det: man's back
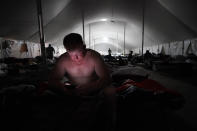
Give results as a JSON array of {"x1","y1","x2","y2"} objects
[
  {"x1": 47, "y1": 46, "x2": 54, "y2": 53},
  {"x1": 46, "y1": 46, "x2": 55, "y2": 59}
]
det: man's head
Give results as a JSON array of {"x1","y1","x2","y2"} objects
[
  {"x1": 63, "y1": 33, "x2": 86, "y2": 63},
  {"x1": 146, "y1": 50, "x2": 149, "y2": 53},
  {"x1": 63, "y1": 33, "x2": 85, "y2": 51}
]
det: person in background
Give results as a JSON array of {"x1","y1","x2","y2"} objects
[
  {"x1": 128, "y1": 50, "x2": 133, "y2": 64},
  {"x1": 108, "y1": 48, "x2": 112, "y2": 56},
  {"x1": 144, "y1": 50, "x2": 153, "y2": 68},
  {"x1": 46, "y1": 44, "x2": 55, "y2": 60},
  {"x1": 107, "y1": 48, "x2": 113, "y2": 62},
  {"x1": 144, "y1": 50, "x2": 152, "y2": 60}
]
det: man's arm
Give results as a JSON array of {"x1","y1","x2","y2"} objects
[
  {"x1": 53, "y1": 47, "x2": 55, "y2": 53},
  {"x1": 48, "y1": 56, "x2": 70, "y2": 94},
  {"x1": 76, "y1": 51, "x2": 111, "y2": 95},
  {"x1": 93, "y1": 52, "x2": 112, "y2": 89}
]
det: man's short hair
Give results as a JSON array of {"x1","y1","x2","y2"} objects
[{"x1": 63, "y1": 33, "x2": 85, "y2": 51}]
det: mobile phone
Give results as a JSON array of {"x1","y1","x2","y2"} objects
[{"x1": 64, "y1": 84, "x2": 76, "y2": 89}]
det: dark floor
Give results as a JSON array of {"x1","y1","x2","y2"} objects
[
  {"x1": 145, "y1": 66, "x2": 197, "y2": 130},
  {"x1": 0, "y1": 64, "x2": 197, "y2": 131}
]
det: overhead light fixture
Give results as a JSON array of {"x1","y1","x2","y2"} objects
[
  {"x1": 100, "y1": 18, "x2": 107, "y2": 21},
  {"x1": 102, "y1": 37, "x2": 109, "y2": 42}
]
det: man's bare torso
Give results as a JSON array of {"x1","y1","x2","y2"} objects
[{"x1": 61, "y1": 50, "x2": 98, "y2": 85}]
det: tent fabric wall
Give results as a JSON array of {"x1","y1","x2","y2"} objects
[
  {"x1": 133, "y1": 48, "x2": 139, "y2": 54},
  {"x1": 0, "y1": 38, "x2": 4, "y2": 59},
  {"x1": 163, "y1": 43, "x2": 170, "y2": 55},
  {"x1": 184, "y1": 40, "x2": 190, "y2": 56},
  {"x1": 10, "y1": 41, "x2": 41, "y2": 58},
  {"x1": 53, "y1": 45, "x2": 65, "y2": 57},
  {"x1": 183, "y1": 39, "x2": 197, "y2": 56},
  {"x1": 190, "y1": 39, "x2": 197, "y2": 56},
  {"x1": 10, "y1": 41, "x2": 23, "y2": 58},
  {"x1": 0, "y1": 39, "x2": 41, "y2": 59},
  {"x1": 170, "y1": 41, "x2": 183, "y2": 56},
  {"x1": 133, "y1": 38, "x2": 197, "y2": 57},
  {"x1": 0, "y1": 39, "x2": 13, "y2": 58},
  {"x1": 151, "y1": 45, "x2": 159, "y2": 54},
  {"x1": 0, "y1": 0, "x2": 197, "y2": 52},
  {"x1": 27, "y1": 43, "x2": 41, "y2": 58},
  {"x1": 0, "y1": 38, "x2": 67, "y2": 59}
]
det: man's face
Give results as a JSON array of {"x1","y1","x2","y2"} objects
[{"x1": 68, "y1": 48, "x2": 84, "y2": 63}]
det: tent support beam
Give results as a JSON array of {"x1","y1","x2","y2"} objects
[
  {"x1": 123, "y1": 23, "x2": 126, "y2": 56},
  {"x1": 141, "y1": 0, "x2": 145, "y2": 59},
  {"x1": 82, "y1": 10, "x2": 85, "y2": 41},
  {"x1": 36, "y1": 0, "x2": 46, "y2": 64},
  {"x1": 89, "y1": 24, "x2": 91, "y2": 48},
  {"x1": 182, "y1": 40, "x2": 184, "y2": 55}
]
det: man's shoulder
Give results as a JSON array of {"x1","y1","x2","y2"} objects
[
  {"x1": 86, "y1": 49, "x2": 103, "y2": 61},
  {"x1": 57, "y1": 52, "x2": 69, "y2": 62},
  {"x1": 50, "y1": 47, "x2": 55, "y2": 50},
  {"x1": 60, "y1": 52, "x2": 69, "y2": 58},
  {"x1": 86, "y1": 49, "x2": 101, "y2": 56}
]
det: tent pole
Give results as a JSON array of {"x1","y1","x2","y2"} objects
[
  {"x1": 141, "y1": 0, "x2": 145, "y2": 59},
  {"x1": 117, "y1": 32, "x2": 118, "y2": 54},
  {"x1": 36, "y1": 0, "x2": 46, "y2": 64},
  {"x1": 0, "y1": 39, "x2": 2, "y2": 59},
  {"x1": 89, "y1": 24, "x2": 91, "y2": 48},
  {"x1": 93, "y1": 39, "x2": 95, "y2": 50},
  {"x1": 182, "y1": 40, "x2": 184, "y2": 55},
  {"x1": 0, "y1": 39, "x2": 3, "y2": 67},
  {"x1": 82, "y1": 10, "x2": 85, "y2": 41},
  {"x1": 123, "y1": 23, "x2": 126, "y2": 56}
]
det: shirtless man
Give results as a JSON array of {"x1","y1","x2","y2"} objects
[{"x1": 48, "y1": 33, "x2": 116, "y2": 130}]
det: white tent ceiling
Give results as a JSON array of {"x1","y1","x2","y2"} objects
[{"x1": 0, "y1": 0, "x2": 197, "y2": 53}]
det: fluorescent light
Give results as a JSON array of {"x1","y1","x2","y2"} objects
[
  {"x1": 100, "y1": 18, "x2": 107, "y2": 21},
  {"x1": 102, "y1": 37, "x2": 109, "y2": 42}
]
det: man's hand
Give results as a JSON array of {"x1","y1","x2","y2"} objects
[{"x1": 75, "y1": 84, "x2": 93, "y2": 96}]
